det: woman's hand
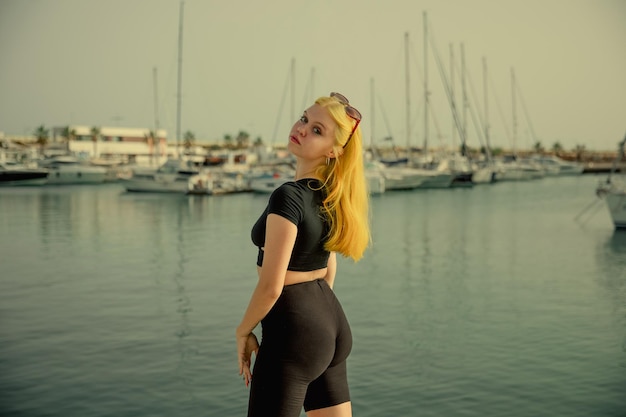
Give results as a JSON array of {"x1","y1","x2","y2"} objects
[{"x1": 237, "y1": 332, "x2": 259, "y2": 387}]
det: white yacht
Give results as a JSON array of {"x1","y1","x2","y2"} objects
[
  {"x1": 248, "y1": 172, "x2": 292, "y2": 193},
  {"x1": 188, "y1": 171, "x2": 248, "y2": 195},
  {"x1": 530, "y1": 155, "x2": 584, "y2": 176},
  {"x1": 365, "y1": 161, "x2": 386, "y2": 195},
  {"x1": 40, "y1": 156, "x2": 107, "y2": 185},
  {"x1": 493, "y1": 157, "x2": 542, "y2": 182},
  {"x1": 122, "y1": 158, "x2": 200, "y2": 193}
]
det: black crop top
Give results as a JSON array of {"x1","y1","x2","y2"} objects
[{"x1": 251, "y1": 178, "x2": 330, "y2": 271}]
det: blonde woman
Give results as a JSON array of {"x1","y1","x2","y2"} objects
[{"x1": 237, "y1": 93, "x2": 370, "y2": 417}]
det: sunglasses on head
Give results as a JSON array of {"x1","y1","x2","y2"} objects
[{"x1": 330, "y1": 92, "x2": 362, "y2": 148}]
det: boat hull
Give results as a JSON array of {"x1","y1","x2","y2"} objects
[
  {"x1": 605, "y1": 192, "x2": 626, "y2": 229},
  {"x1": 45, "y1": 168, "x2": 107, "y2": 184},
  {"x1": 0, "y1": 170, "x2": 49, "y2": 186},
  {"x1": 122, "y1": 177, "x2": 190, "y2": 193},
  {"x1": 382, "y1": 167, "x2": 427, "y2": 191}
]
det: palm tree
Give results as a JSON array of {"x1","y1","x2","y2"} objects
[
  {"x1": 60, "y1": 126, "x2": 76, "y2": 151},
  {"x1": 183, "y1": 130, "x2": 195, "y2": 153},
  {"x1": 90, "y1": 126, "x2": 101, "y2": 157},
  {"x1": 34, "y1": 124, "x2": 49, "y2": 155},
  {"x1": 552, "y1": 141, "x2": 563, "y2": 156},
  {"x1": 61, "y1": 126, "x2": 70, "y2": 141},
  {"x1": 533, "y1": 141, "x2": 544, "y2": 154},
  {"x1": 223, "y1": 134, "x2": 233, "y2": 148},
  {"x1": 573, "y1": 144, "x2": 586, "y2": 162},
  {"x1": 144, "y1": 130, "x2": 155, "y2": 164},
  {"x1": 235, "y1": 130, "x2": 250, "y2": 148},
  {"x1": 144, "y1": 130, "x2": 155, "y2": 144},
  {"x1": 254, "y1": 136, "x2": 264, "y2": 146}
]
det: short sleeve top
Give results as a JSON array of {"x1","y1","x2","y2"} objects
[{"x1": 251, "y1": 178, "x2": 330, "y2": 271}]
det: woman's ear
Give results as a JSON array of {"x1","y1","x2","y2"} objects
[{"x1": 326, "y1": 150, "x2": 336, "y2": 159}]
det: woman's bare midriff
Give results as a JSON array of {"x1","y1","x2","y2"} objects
[{"x1": 256, "y1": 266, "x2": 328, "y2": 286}]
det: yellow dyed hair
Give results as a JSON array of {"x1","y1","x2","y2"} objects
[{"x1": 314, "y1": 96, "x2": 370, "y2": 261}]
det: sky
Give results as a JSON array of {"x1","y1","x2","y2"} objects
[{"x1": 0, "y1": 0, "x2": 624, "y2": 152}]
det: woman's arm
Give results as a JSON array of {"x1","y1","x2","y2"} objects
[
  {"x1": 237, "y1": 213, "x2": 297, "y2": 335},
  {"x1": 237, "y1": 214, "x2": 297, "y2": 384},
  {"x1": 323, "y1": 252, "x2": 337, "y2": 289}
]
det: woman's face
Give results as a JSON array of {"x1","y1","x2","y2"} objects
[{"x1": 288, "y1": 104, "x2": 336, "y2": 161}]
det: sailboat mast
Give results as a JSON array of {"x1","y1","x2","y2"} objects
[
  {"x1": 450, "y1": 44, "x2": 456, "y2": 145},
  {"x1": 423, "y1": 11, "x2": 429, "y2": 153},
  {"x1": 152, "y1": 66, "x2": 160, "y2": 165},
  {"x1": 483, "y1": 57, "x2": 492, "y2": 160},
  {"x1": 176, "y1": 1, "x2": 185, "y2": 158},
  {"x1": 370, "y1": 77, "x2": 375, "y2": 151},
  {"x1": 153, "y1": 67, "x2": 160, "y2": 135},
  {"x1": 291, "y1": 58, "x2": 296, "y2": 125},
  {"x1": 404, "y1": 32, "x2": 411, "y2": 156},
  {"x1": 461, "y1": 42, "x2": 467, "y2": 152},
  {"x1": 511, "y1": 67, "x2": 517, "y2": 156}
]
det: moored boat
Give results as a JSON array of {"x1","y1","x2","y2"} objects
[
  {"x1": 596, "y1": 136, "x2": 626, "y2": 229},
  {"x1": 40, "y1": 156, "x2": 107, "y2": 185},
  {"x1": 188, "y1": 171, "x2": 248, "y2": 195},
  {"x1": 0, "y1": 162, "x2": 49, "y2": 186},
  {"x1": 249, "y1": 172, "x2": 292, "y2": 193},
  {"x1": 122, "y1": 158, "x2": 199, "y2": 193}
]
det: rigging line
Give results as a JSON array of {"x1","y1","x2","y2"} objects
[
  {"x1": 406, "y1": 39, "x2": 423, "y2": 145},
  {"x1": 271, "y1": 65, "x2": 292, "y2": 144},
  {"x1": 488, "y1": 74, "x2": 513, "y2": 147},
  {"x1": 459, "y1": 63, "x2": 489, "y2": 151},
  {"x1": 427, "y1": 28, "x2": 465, "y2": 150},
  {"x1": 573, "y1": 197, "x2": 603, "y2": 221},
  {"x1": 428, "y1": 97, "x2": 448, "y2": 150},
  {"x1": 377, "y1": 93, "x2": 396, "y2": 142},
  {"x1": 443, "y1": 47, "x2": 489, "y2": 151},
  {"x1": 457, "y1": 60, "x2": 485, "y2": 131},
  {"x1": 408, "y1": 39, "x2": 447, "y2": 149},
  {"x1": 409, "y1": 100, "x2": 423, "y2": 143},
  {"x1": 299, "y1": 68, "x2": 313, "y2": 112},
  {"x1": 466, "y1": 90, "x2": 487, "y2": 152},
  {"x1": 409, "y1": 39, "x2": 425, "y2": 91},
  {"x1": 514, "y1": 77, "x2": 539, "y2": 144}
]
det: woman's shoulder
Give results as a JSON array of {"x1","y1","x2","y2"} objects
[
  {"x1": 273, "y1": 178, "x2": 322, "y2": 196},
  {"x1": 269, "y1": 178, "x2": 323, "y2": 209},
  {"x1": 270, "y1": 181, "x2": 304, "y2": 204}
]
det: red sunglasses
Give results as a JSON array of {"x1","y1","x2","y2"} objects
[{"x1": 330, "y1": 92, "x2": 362, "y2": 148}]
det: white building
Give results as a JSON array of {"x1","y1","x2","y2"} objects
[{"x1": 51, "y1": 125, "x2": 171, "y2": 165}]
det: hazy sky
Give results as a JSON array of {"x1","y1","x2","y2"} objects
[{"x1": 1, "y1": 0, "x2": 624, "y2": 151}]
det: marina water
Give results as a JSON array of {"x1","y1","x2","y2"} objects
[{"x1": 1, "y1": 174, "x2": 625, "y2": 417}]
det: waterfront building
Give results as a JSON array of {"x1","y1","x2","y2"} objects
[{"x1": 50, "y1": 125, "x2": 169, "y2": 164}]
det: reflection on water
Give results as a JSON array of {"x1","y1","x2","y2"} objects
[
  {"x1": 2, "y1": 177, "x2": 626, "y2": 417},
  {"x1": 172, "y1": 200, "x2": 201, "y2": 411},
  {"x1": 606, "y1": 231, "x2": 626, "y2": 255},
  {"x1": 596, "y1": 231, "x2": 626, "y2": 368},
  {"x1": 595, "y1": 231, "x2": 626, "y2": 302}
]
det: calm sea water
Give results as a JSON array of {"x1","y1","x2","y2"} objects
[{"x1": 1, "y1": 175, "x2": 625, "y2": 417}]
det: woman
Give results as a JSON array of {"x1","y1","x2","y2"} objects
[{"x1": 237, "y1": 92, "x2": 370, "y2": 417}]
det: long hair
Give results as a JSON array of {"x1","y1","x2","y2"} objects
[{"x1": 314, "y1": 96, "x2": 370, "y2": 261}]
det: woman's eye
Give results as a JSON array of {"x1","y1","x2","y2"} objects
[
  {"x1": 300, "y1": 115, "x2": 307, "y2": 123},
  {"x1": 312, "y1": 127, "x2": 322, "y2": 135}
]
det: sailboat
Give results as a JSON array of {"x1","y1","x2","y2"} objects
[
  {"x1": 376, "y1": 31, "x2": 452, "y2": 191},
  {"x1": 596, "y1": 135, "x2": 626, "y2": 229},
  {"x1": 493, "y1": 68, "x2": 543, "y2": 182},
  {"x1": 123, "y1": 2, "x2": 233, "y2": 195}
]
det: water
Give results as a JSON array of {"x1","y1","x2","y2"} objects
[{"x1": 1, "y1": 175, "x2": 625, "y2": 417}]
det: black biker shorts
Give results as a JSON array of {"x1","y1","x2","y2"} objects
[{"x1": 247, "y1": 278, "x2": 352, "y2": 417}]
